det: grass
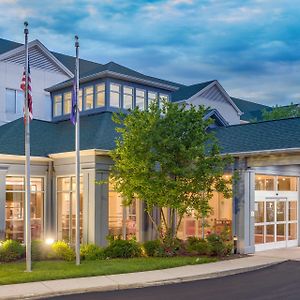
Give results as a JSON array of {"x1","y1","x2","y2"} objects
[{"x1": 0, "y1": 256, "x2": 217, "y2": 285}]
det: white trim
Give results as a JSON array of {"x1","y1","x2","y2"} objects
[
  {"x1": 187, "y1": 81, "x2": 243, "y2": 116},
  {"x1": 0, "y1": 39, "x2": 73, "y2": 77},
  {"x1": 0, "y1": 154, "x2": 51, "y2": 162},
  {"x1": 46, "y1": 70, "x2": 180, "y2": 92},
  {"x1": 48, "y1": 149, "x2": 109, "y2": 159},
  {"x1": 227, "y1": 147, "x2": 300, "y2": 157}
]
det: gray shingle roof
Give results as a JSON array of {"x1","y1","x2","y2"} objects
[
  {"x1": 1, "y1": 112, "x2": 300, "y2": 158},
  {"x1": 215, "y1": 117, "x2": 300, "y2": 154},
  {"x1": 231, "y1": 97, "x2": 271, "y2": 121},
  {"x1": 171, "y1": 81, "x2": 215, "y2": 102},
  {"x1": 0, "y1": 112, "x2": 118, "y2": 157}
]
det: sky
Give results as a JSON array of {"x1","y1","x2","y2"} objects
[{"x1": 0, "y1": 0, "x2": 300, "y2": 106}]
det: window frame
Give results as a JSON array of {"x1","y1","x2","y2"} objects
[
  {"x1": 135, "y1": 88, "x2": 146, "y2": 110},
  {"x1": 110, "y1": 83, "x2": 121, "y2": 108},
  {"x1": 123, "y1": 86, "x2": 134, "y2": 110},
  {"x1": 53, "y1": 94, "x2": 63, "y2": 117}
]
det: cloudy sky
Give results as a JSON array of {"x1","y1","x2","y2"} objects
[{"x1": 0, "y1": 0, "x2": 299, "y2": 106}]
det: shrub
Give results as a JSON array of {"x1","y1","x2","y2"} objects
[
  {"x1": 187, "y1": 237, "x2": 208, "y2": 255},
  {"x1": 51, "y1": 241, "x2": 75, "y2": 261},
  {"x1": 80, "y1": 244, "x2": 105, "y2": 260},
  {"x1": 104, "y1": 237, "x2": 142, "y2": 258},
  {"x1": 31, "y1": 240, "x2": 53, "y2": 261},
  {"x1": 143, "y1": 240, "x2": 165, "y2": 257},
  {"x1": 162, "y1": 237, "x2": 184, "y2": 257},
  {"x1": 0, "y1": 240, "x2": 25, "y2": 262},
  {"x1": 206, "y1": 233, "x2": 227, "y2": 257}
]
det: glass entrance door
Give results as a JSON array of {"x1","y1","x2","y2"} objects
[{"x1": 255, "y1": 175, "x2": 298, "y2": 251}]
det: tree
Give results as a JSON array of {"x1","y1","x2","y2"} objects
[
  {"x1": 110, "y1": 101, "x2": 233, "y2": 241},
  {"x1": 262, "y1": 103, "x2": 300, "y2": 121}
]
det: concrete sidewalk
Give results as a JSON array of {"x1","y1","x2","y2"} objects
[{"x1": 0, "y1": 255, "x2": 286, "y2": 300}]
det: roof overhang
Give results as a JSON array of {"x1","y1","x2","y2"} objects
[
  {"x1": 45, "y1": 70, "x2": 180, "y2": 92},
  {"x1": 0, "y1": 154, "x2": 51, "y2": 162},
  {"x1": 224, "y1": 147, "x2": 300, "y2": 157},
  {"x1": 48, "y1": 149, "x2": 110, "y2": 159}
]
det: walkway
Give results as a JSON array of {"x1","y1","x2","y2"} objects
[{"x1": 0, "y1": 255, "x2": 286, "y2": 300}]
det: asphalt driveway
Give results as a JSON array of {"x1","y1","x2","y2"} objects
[{"x1": 50, "y1": 261, "x2": 300, "y2": 300}]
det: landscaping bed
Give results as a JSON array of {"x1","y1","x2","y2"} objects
[{"x1": 0, "y1": 256, "x2": 216, "y2": 285}]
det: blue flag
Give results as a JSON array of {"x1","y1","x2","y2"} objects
[{"x1": 70, "y1": 78, "x2": 77, "y2": 125}]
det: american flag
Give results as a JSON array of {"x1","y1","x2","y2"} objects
[{"x1": 20, "y1": 59, "x2": 33, "y2": 120}]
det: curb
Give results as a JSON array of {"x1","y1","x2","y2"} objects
[{"x1": 8, "y1": 260, "x2": 285, "y2": 300}]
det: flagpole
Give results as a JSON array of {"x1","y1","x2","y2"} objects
[
  {"x1": 24, "y1": 21, "x2": 31, "y2": 272},
  {"x1": 75, "y1": 35, "x2": 81, "y2": 266}
]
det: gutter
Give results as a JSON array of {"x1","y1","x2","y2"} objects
[{"x1": 224, "y1": 147, "x2": 300, "y2": 157}]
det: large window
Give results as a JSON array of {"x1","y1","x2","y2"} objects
[
  {"x1": 5, "y1": 177, "x2": 44, "y2": 242},
  {"x1": 177, "y1": 177, "x2": 232, "y2": 240},
  {"x1": 84, "y1": 86, "x2": 94, "y2": 110},
  {"x1": 123, "y1": 86, "x2": 133, "y2": 109},
  {"x1": 109, "y1": 180, "x2": 137, "y2": 239},
  {"x1": 96, "y1": 83, "x2": 105, "y2": 107},
  {"x1": 5, "y1": 88, "x2": 23, "y2": 114},
  {"x1": 57, "y1": 176, "x2": 83, "y2": 243},
  {"x1": 63, "y1": 92, "x2": 72, "y2": 115},
  {"x1": 78, "y1": 89, "x2": 83, "y2": 111},
  {"x1": 110, "y1": 83, "x2": 120, "y2": 107},
  {"x1": 53, "y1": 94, "x2": 62, "y2": 116},
  {"x1": 136, "y1": 89, "x2": 145, "y2": 110}
]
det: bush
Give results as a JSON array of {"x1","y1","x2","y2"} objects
[
  {"x1": 31, "y1": 240, "x2": 53, "y2": 261},
  {"x1": 80, "y1": 244, "x2": 105, "y2": 260},
  {"x1": 187, "y1": 237, "x2": 208, "y2": 255},
  {"x1": 143, "y1": 240, "x2": 165, "y2": 257},
  {"x1": 0, "y1": 240, "x2": 25, "y2": 262},
  {"x1": 162, "y1": 237, "x2": 184, "y2": 257},
  {"x1": 51, "y1": 241, "x2": 75, "y2": 261},
  {"x1": 206, "y1": 233, "x2": 228, "y2": 256},
  {"x1": 104, "y1": 237, "x2": 142, "y2": 258}
]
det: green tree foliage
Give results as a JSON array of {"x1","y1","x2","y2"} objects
[
  {"x1": 262, "y1": 103, "x2": 300, "y2": 121},
  {"x1": 110, "y1": 101, "x2": 233, "y2": 240}
]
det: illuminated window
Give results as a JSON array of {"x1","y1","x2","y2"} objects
[
  {"x1": 84, "y1": 86, "x2": 94, "y2": 110},
  {"x1": 5, "y1": 177, "x2": 44, "y2": 242},
  {"x1": 96, "y1": 83, "x2": 105, "y2": 107},
  {"x1": 53, "y1": 94, "x2": 62, "y2": 116},
  {"x1": 63, "y1": 92, "x2": 72, "y2": 115},
  {"x1": 110, "y1": 83, "x2": 120, "y2": 107}
]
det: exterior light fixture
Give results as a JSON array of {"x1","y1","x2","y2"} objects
[
  {"x1": 45, "y1": 238, "x2": 54, "y2": 245},
  {"x1": 233, "y1": 235, "x2": 238, "y2": 254}
]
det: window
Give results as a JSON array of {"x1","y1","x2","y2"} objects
[
  {"x1": 53, "y1": 94, "x2": 62, "y2": 116},
  {"x1": 136, "y1": 89, "x2": 145, "y2": 110},
  {"x1": 109, "y1": 180, "x2": 137, "y2": 239},
  {"x1": 110, "y1": 83, "x2": 120, "y2": 107},
  {"x1": 159, "y1": 94, "x2": 169, "y2": 109},
  {"x1": 123, "y1": 86, "x2": 133, "y2": 109},
  {"x1": 78, "y1": 89, "x2": 83, "y2": 111},
  {"x1": 57, "y1": 176, "x2": 83, "y2": 243},
  {"x1": 84, "y1": 86, "x2": 94, "y2": 110},
  {"x1": 63, "y1": 92, "x2": 72, "y2": 115},
  {"x1": 96, "y1": 83, "x2": 105, "y2": 107},
  {"x1": 5, "y1": 177, "x2": 44, "y2": 242},
  {"x1": 5, "y1": 89, "x2": 23, "y2": 114},
  {"x1": 148, "y1": 91, "x2": 157, "y2": 108}
]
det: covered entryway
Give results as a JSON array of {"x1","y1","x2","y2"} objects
[{"x1": 254, "y1": 175, "x2": 298, "y2": 251}]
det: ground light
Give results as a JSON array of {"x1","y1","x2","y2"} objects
[
  {"x1": 45, "y1": 238, "x2": 55, "y2": 245},
  {"x1": 233, "y1": 235, "x2": 238, "y2": 254}
]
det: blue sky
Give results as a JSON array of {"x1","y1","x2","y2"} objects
[{"x1": 1, "y1": 0, "x2": 300, "y2": 106}]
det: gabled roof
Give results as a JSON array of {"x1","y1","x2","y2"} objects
[
  {"x1": 231, "y1": 97, "x2": 271, "y2": 121},
  {"x1": 215, "y1": 117, "x2": 300, "y2": 155},
  {"x1": 171, "y1": 80, "x2": 215, "y2": 102},
  {"x1": 0, "y1": 38, "x2": 22, "y2": 55}
]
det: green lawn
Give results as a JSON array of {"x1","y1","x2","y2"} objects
[{"x1": 0, "y1": 256, "x2": 216, "y2": 285}]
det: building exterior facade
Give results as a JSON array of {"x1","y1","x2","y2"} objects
[{"x1": 0, "y1": 37, "x2": 299, "y2": 254}]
